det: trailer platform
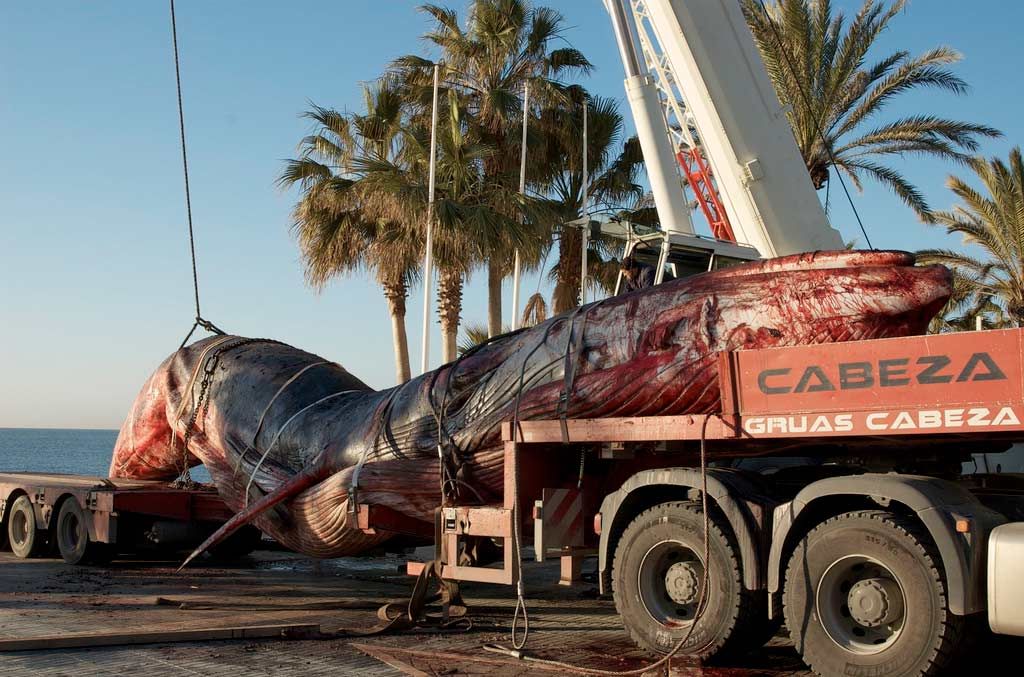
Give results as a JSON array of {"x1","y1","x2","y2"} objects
[
  {"x1": 0, "y1": 472, "x2": 251, "y2": 565},
  {"x1": 0, "y1": 472, "x2": 234, "y2": 523}
]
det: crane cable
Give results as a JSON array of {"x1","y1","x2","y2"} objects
[
  {"x1": 170, "y1": 0, "x2": 226, "y2": 349},
  {"x1": 753, "y1": 0, "x2": 874, "y2": 250}
]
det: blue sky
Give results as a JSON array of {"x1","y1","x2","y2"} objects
[{"x1": 2, "y1": 0, "x2": 1022, "y2": 429}]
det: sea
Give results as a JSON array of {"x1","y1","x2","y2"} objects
[
  {"x1": 0, "y1": 428, "x2": 210, "y2": 481},
  {"x1": 2, "y1": 429, "x2": 1023, "y2": 480}
]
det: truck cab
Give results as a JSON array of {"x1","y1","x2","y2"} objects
[{"x1": 582, "y1": 218, "x2": 760, "y2": 294}]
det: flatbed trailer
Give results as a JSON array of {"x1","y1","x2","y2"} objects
[
  {"x1": 380, "y1": 328, "x2": 1024, "y2": 676},
  {"x1": 0, "y1": 472, "x2": 259, "y2": 565}
]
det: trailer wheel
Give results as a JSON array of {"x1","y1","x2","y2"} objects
[
  {"x1": 55, "y1": 498, "x2": 111, "y2": 565},
  {"x1": 784, "y1": 510, "x2": 966, "y2": 677},
  {"x1": 8, "y1": 496, "x2": 42, "y2": 559},
  {"x1": 612, "y1": 501, "x2": 750, "y2": 660}
]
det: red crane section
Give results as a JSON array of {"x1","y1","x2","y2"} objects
[{"x1": 677, "y1": 148, "x2": 736, "y2": 242}]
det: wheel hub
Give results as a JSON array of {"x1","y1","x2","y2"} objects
[
  {"x1": 665, "y1": 561, "x2": 701, "y2": 605},
  {"x1": 12, "y1": 512, "x2": 27, "y2": 545},
  {"x1": 63, "y1": 513, "x2": 82, "y2": 550},
  {"x1": 637, "y1": 539, "x2": 706, "y2": 626},
  {"x1": 847, "y1": 577, "x2": 903, "y2": 627},
  {"x1": 816, "y1": 555, "x2": 907, "y2": 655}
]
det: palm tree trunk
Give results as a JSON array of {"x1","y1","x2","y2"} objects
[
  {"x1": 552, "y1": 227, "x2": 582, "y2": 314},
  {"x1": 438, "y1": 267, "x2": 464, "y2": 363},
  {"x1": 382, "y1": 280, "x2": 411, "y2": 383},
  {"x1": 487, "y1": 262, "x2": 503, "y2": 337}
]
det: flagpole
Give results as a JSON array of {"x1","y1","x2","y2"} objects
[
  {"x1": 420, "y1": 63, "x2": 441, "y2": 374},
  {"x1": 580, "y1": 98, "x2": 589, "y2": 306},
  {"x1": 511, "y1": 81, "x2": 529, "y2": 330}
]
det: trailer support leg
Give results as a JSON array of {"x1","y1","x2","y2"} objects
[{"x1": 560, "y1": 551, "x2": 582, "y2": 586}]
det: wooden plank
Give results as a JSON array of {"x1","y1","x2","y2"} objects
[
  {"x1": 0, "y1": 623, "x2": 322, "y2": 652},
  {"x1": 352, "y1": 644, "x2": 431, "y2": 677},
  {"x1": 407, "y1": 560, "x2": 514, "y2": 585}
]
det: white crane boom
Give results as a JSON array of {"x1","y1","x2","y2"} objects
[
  {"x1": 606, "y1": 0, "x2": 843, "y2": 257},
  {"x1": 606, "y1": 0, "x2": 694, "y2": 237}
]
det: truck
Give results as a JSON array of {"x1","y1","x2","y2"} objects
[
  {"x1": 379, "y1": 2, "x2": 1024, "y2": 676},
  {"x1": 0, "y1": 472, "x2": 262, "y2": 565}
]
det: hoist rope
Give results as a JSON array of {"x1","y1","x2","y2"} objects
[
  {"x1": 754, "y1": 0, "x2": 874, "y2": 250},
  {"x1": 170, "y1": 0, "x2": 226, "y2": 348}
]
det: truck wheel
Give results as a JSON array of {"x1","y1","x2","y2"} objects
[
  {"x1": 612, "y1": 501, "x2": 751, "y2": 660},
  {"x1": 56, "y1": 498, "x2": 111, "y2": 565},
  {"x1": 784, "y1": 510, "x2": 965, "y2": 677},
  {"x1": 8, "y1": 496, "x2": 45, "y2": 559}
]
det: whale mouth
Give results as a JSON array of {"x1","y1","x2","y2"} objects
[
  {"x1": 708, "y1": 249, "x2": 953, "y2": 315},
  {"x1": 713, "y1": 250, "x2": 918, "y2": 278}
]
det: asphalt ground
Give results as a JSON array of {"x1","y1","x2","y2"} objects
[{"x1": 0, "y1": 549, "x2": 1018, "y2": 676}]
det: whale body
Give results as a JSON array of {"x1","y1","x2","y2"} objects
[{"x1": 109, "y1": 250, "x2": 952, "y2": 558}]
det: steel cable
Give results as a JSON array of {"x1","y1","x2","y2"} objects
[
  {"x1": 753, "y1": 0, "x2": 874, "y2": 249},
  {"x1": 170, "y1": 0, "x2": 226, "y2": 347}
]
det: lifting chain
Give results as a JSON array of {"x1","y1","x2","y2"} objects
[{"x1": 171, "y1": 338, "x2": 268, "y2": 488}]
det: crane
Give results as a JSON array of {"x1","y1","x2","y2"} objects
[
  {"x1": 587, "y1": 0, "x2": 845, "y2": 296},
  {"x1": 388, "y1": 6, "x2": 1024, "y2": 676}
]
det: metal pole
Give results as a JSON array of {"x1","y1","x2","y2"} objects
[
  {"x1": 605, "y1": 0, "x2": 693, "y2": 237},
  {"x1": 605, "y1": 0, "x2": 644, "y2": 78},
  {"x1": 511, "y1": 81, "x2": 529, "y2": 330},
  {"x1": 580, "y1": 98, "x2": 589, "y2": 306},
  {"x1": 420, "y1": 64, "x2": 441, "y2": 374}
]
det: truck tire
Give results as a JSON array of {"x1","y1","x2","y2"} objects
[
  {"x1": 783, "y1": 510, "x2": 966, "y2": 677},
  {"x1": 55, "y1": 498, "x2": 112, "y2": 565},
  {"x1": 612, "y1": 501, "x2": 752, "y2": 660},
  {"x1": 8, "y1": 495, "x2": 42, "y2": 559}
]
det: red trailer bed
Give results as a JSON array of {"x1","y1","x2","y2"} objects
[{"x1": 0, "y1": 472, "x2": 245, "y2": 564}]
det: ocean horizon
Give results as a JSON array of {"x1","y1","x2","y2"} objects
[{"x1": 0, "y1": 427, "x2": 210, "y2": 481}]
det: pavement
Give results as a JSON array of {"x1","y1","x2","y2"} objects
[{"x1": 0, "y1": 548, "x2": 1014, "y2": 676}]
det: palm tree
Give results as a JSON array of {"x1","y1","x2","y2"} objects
[
  {"x1": 520, "y1": 292, "x2": 548, "y2": 327},
  {"x1": 742, "y1": 0, "x2": 1000, "y2": 218},
  {"x1": 922, "y1": 270, "x2": 1008, "y2": 334},
  {"x1": 918, "y1": 147, "x2": 1024, "y2": 331},
  {"x1": 393, "y1": 0, "x2": 591, "y2": 336},
  {"x1": 278, "y1": 83, "x2": 420, "y2": 383},
  {"x1": 357, "y1": 89, "x2": 535, "y2": 361},
  {"x1": 532, "y1": 88, "x2": 644, "y2": 313},
  {"x1": 458, "y1": 323, "x2": 492, "y2": 356}
]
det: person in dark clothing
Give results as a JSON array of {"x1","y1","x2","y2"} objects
[{"x1": 620, "y1": 255, "x2": 656, "y2": 292}]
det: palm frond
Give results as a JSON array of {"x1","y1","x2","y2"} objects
[
  {"x1": 743, "y1": 0, "x2": 1001, "y2": 220},
  {"x1": 922, "y1": 147, "x2": 1024, "y2": 330}
]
